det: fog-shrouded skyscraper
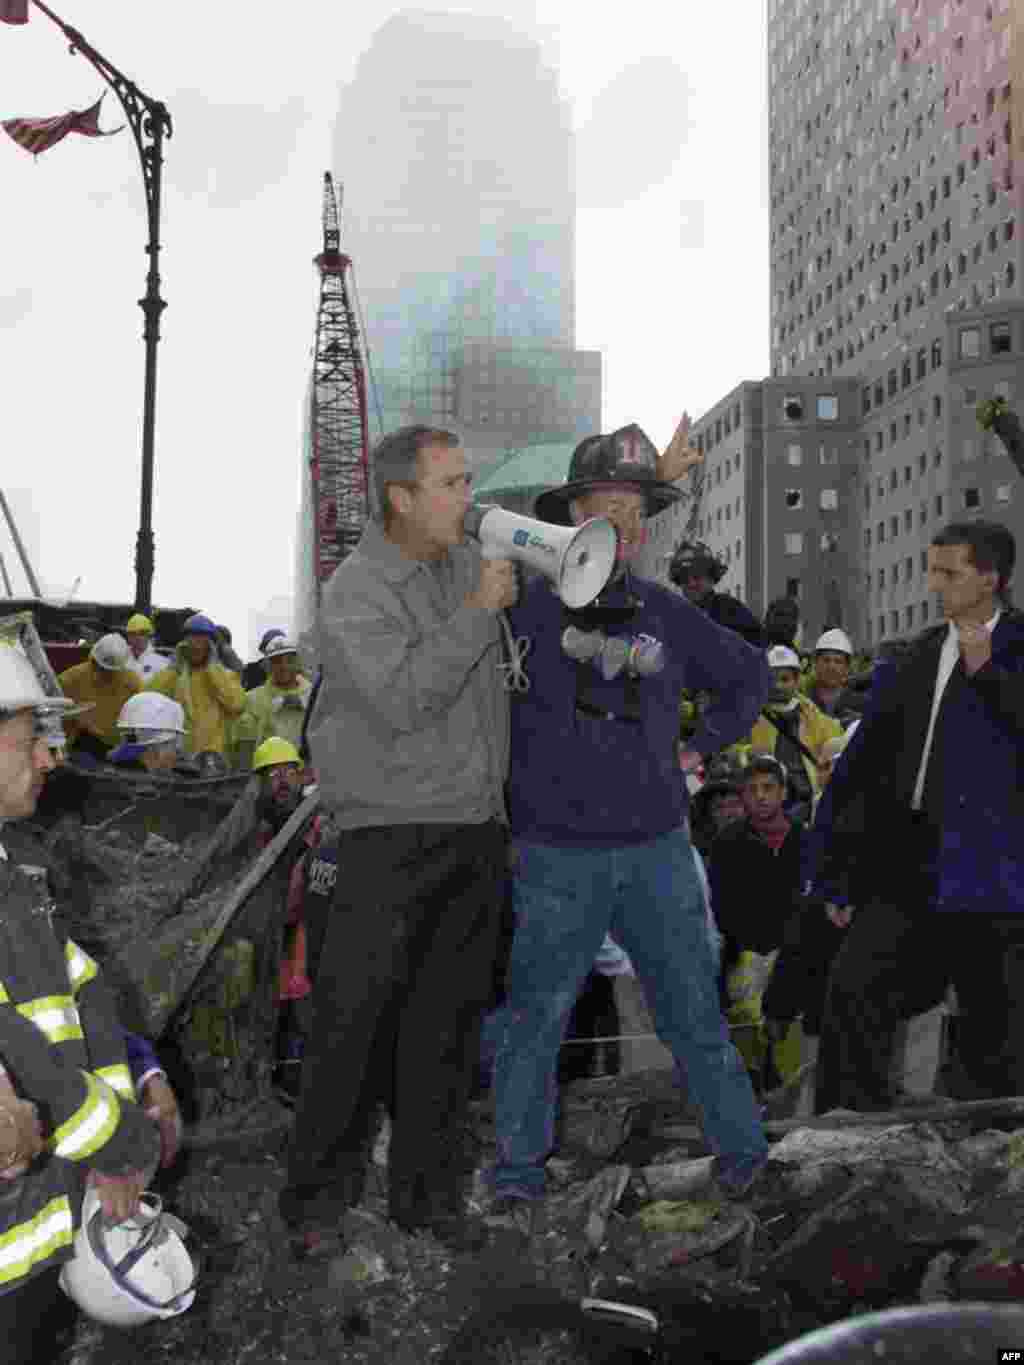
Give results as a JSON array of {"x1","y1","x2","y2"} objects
[
  {"x1": 333, "y1": 9, "x2": 601, "y2": 467},
  {"x1": 750, "y1": 0, "x2": 1024, "y2": 647}
]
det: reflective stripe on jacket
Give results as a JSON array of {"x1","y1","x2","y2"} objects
[{"x1": 0, "y1": 858, "x2": 158, "y2": 1294}]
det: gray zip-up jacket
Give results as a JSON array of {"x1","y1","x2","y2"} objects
[{"x1": 310, "y1": 521, "x2": 510, "y2": 828}]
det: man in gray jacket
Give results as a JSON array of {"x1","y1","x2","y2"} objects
[{"x1": 280, "y1": 426, "x2": 515, "y2": 1255}]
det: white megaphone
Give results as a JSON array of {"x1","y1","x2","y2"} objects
[{"x1": 464, "y1": 503, "x2": 617, "y2": 609}]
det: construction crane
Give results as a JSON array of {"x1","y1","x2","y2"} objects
[{"x1": 300, "y1": 172, "x2": 371, "y2": 625}]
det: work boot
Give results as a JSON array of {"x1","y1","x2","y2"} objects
[{"x1": 484, "y1": 1194, "x2": 540, "y2": 1239}]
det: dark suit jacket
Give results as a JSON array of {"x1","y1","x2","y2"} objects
[{"x1": 809, "y1": 608, "x2": 1024, "y2": 914}]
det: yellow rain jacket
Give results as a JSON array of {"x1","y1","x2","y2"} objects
[
  {"x1": 748, "y1": 695, "x2": 842, "y2": 796},
  {"x1": 58, "y1": 661, "x2": 140, "y2": 749},
  {"x1": 236, "y1": 675, "x2": 312, "y2": 752},
  {"x1": 146, "y1": 645, "x2": 246, "y2": 756}
]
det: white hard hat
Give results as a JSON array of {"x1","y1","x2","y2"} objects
[
  {"x1": 263, "y1": 636, "x2": 299, "y2": 660},
  {"x1": 767, "y1": 645, "x2": 801, "y2": 670},
  {"x1": 0, "y1": 644, "x2": 92, "y2": 718},
  {"x1": 60, "y1": 1188, "x2": 196, "y2": 1328},
  {"x1": 814, "y1": 628, "x2": 854, "y2": 657},
  {"x1": 90, "y1": 634, "x2": 132, "y2": 671},
  {"x1": 116, "y1": 693, "x2": 186, "y2": 737}
]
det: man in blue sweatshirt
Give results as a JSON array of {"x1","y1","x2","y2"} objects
[{"x1": 488, "y1": 425, "x2": 773, "y2": 1227}]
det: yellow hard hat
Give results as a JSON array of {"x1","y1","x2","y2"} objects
[
  {"x1": 252, "y1": 737, "x2": 301, "y2": 771},
  {"x1": 126, "y1": 614, "x2": 155, "y2": 635}
]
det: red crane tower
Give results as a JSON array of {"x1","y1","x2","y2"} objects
[{"x1": 306, "y1": 172, "x2": 371, "y2": 608}]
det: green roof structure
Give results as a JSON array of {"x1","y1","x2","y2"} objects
[{"x1": 473, "y1": 442, "x2": 577, "y2": 508}]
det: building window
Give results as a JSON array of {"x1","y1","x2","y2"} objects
[
  {"x1": 784, "y1": 533, "x2": 804, "y2": 556},
  {"x1": 959, "y1": 327, "x2": 982, "y2": 359},
  {"x1": 905, "y1": 605, "x2": 915, "y2": 630},
  {"x1": 991, "y1": 322, "x2": 1012, "y2": 354},
  {"x1": 874, "y1": 380, "x2": 884, "y2": 406},
  {"x1": 890, "y1": 516, "x2": 899, "y2": 538},
  {"x1": 785, "y1": 489, "x2": 804, "y2": 510},
  {"x1": 878, "y1": 615, "x2": 886, "y2": 640},
  {"x1": 935, "y1": 494, "x2": 944, "y2": 516},
  {"x1": 921, "y1": 600, "x2": 930, "y2": 622},
  {"x1": 933, "y1": 395, "x2": 943, "y2": 419},
  {"x1": 786, "y1": 444, "x2": 802, "y2": 466},
  {"x1": 786, "y1": 578, "x2": 801, "y2": 599},
  {"x1": 887, "y1": 368, "x2": 898, "y2": 397},
  {"x1": 964, "y1": 487, "x2": 981, "y2": 509},
  {"x1": 862, "y1": 386, "x2": 872, "y2": 415},
  {"x1": 878, "y1": 568, "x2": 886, "y2": 589},
  {"x1": 996, "y1": 485, "x2": 1012, "y2": 504},
  {"x1": 817, "y1": 394, "x2": 839, "y2": 421},
  {"x1": 931, "y1": 339, "x2": 943, "y2": 369},
  {"x1": 783, "y1": 395, "x2": 804, "y2": 420},
  {"x1": 820, "y1": 489, "x2": 838, "y2": 510},
  {"x1": 905, "y1": 556, "x2": 913, "y2": 580},
  {"x1": 890, "y1": 611, "x2": 899, "y2": 635},
  {"x1": 877, "y1": 521, "x2": 885, "y2": 544},
  {"x1": 904, "y1": 509, "x2": 913, "y2": 532}
]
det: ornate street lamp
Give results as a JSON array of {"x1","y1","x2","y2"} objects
[{"x1": 32, "y1": 1, "x2": 171, "y2": 613}]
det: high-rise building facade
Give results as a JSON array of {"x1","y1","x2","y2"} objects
[
  {"x1": 333, "y1": 10, "x2": 600, "y2": 467},
  {"x1": 737, "y1": 0, "x2": 1024, "y2": 647}
]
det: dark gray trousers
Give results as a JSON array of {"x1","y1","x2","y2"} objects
[{"x1": 281, "y1": 819, "x2": 506, "y2": 1229}]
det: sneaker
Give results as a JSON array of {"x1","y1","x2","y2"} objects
[
  {"x1": 485, "y1": 1195, "x2": 538, "y2": 1238},
  {"x1": 708, "y1": 1156, "x2": 769, "y2": 1202}
]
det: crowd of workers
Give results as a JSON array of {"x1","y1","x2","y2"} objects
[{"x1": 0, "y1": 417, "x2": 1021, "y2": 1359}]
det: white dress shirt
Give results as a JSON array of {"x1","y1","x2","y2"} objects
[{"x1": 911, "y1": 610, "x2": 1001, "y2": 810}]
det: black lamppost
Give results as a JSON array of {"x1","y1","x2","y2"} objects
[{"x1": 32, "y1": 1, "x2": 171, "y2": 614}]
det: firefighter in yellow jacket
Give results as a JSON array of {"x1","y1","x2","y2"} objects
[
  {"x1": 0, "y1": 646, "x2": 160, "y2": 1364},
  {"x1": 748, "y1": 645, "x2": 841, "y2": 816},
  {"x1": 146, "y1": 614, "x2": 246, "y2": 759}
]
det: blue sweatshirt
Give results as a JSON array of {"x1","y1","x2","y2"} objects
[{"x1": 507, "y1": 575, "x2": 772, "y2": 846}]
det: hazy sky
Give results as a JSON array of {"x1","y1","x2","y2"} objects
[{"x1": 0, "y1": 0, "x2": 768, "y2": 650}]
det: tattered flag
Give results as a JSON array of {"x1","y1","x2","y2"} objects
[
  {"x1": 2, "y1": 94, "x2": 123, "y2": 157},
  {"x1": 0, "y1": 0, "x2": 30, "y2": 24}
]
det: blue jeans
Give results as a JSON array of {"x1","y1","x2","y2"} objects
[{"x1": 491, "y1": 830, "x2": 767, "y2": 1199}]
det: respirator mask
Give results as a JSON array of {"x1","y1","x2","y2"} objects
[{"x1": 561, "y1": 626, "x2": 665, "y2": 682}]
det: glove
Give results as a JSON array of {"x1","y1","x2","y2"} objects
[
  {"x1": 88, "y1": 1169, "x2": 147, "y2": 1224},
  {"x1": 141, "y1": 1074, "x2": 183, "y2": 1168},
  {"x1": 0, "y1": 1088, "x2": 45, "y2": 1181}
]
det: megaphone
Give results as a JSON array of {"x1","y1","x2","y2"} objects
[{"x1": 464, "y1": 504, "x2": 617, "y2": 609}]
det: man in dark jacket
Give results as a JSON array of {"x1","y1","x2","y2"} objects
[
  {"x1": 0, "y1": 649, "x2": 160, "y2": 1364},
  {"x1": 669, "y1": 541, "x2": 766, "y2": 648},
  {"x1": 488, "y1": 425, "x2": 771, "y2": 1228},
  {"x1": 809, "y1": 520, "x2": 1024, "y2": 1112}
]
